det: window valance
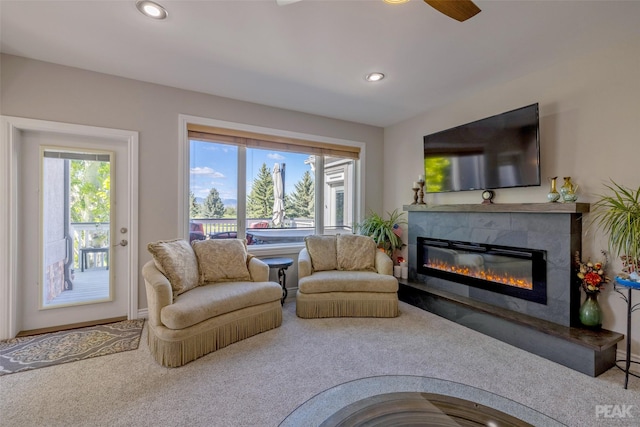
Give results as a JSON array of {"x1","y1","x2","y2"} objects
[{"x1": 187, "y1": 124, "x2": 360, "y2": 160}]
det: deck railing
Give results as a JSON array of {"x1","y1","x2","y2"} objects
[
  {"x1": 191, "y1": 218, "x2": 316, "y2": 236},
  {"x1": 70, "y1": 222, "x2": 110, "y2": 269}
]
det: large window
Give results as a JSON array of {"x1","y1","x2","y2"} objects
[{"x1": 186, "y1": 123, "x2": 360, "y2": 247}]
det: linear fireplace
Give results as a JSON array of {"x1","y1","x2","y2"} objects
[
  {"x1": 406, "y1": 204, "x2": 589, "y2": 327},
  {"x1": 418, "y1": 237, "x2": 547, "y2": 304}
]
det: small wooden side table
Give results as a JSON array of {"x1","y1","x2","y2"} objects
[{"x1": 262, "y1": 257, "x2": 293, "y2": 305}]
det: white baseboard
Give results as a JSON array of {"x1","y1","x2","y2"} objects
[
  {"x1": 616, "y1": 348, "x2": 640, "y2": 367},
  {"x1": 283, "y1": 286, "x2": 298, "y2": 303},
  {"x1": 137, "y1": 308, "x2": 148, "y2": 319}
]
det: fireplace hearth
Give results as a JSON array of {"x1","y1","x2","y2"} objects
[
  {"x1": 418, "y1": 237, "x2": 546, "y2": 304},
  {"x1": 400, "y1": 203, "x2": 624, "y2": 377}
]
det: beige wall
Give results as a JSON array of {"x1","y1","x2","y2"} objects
[
  {"x1": 3, "y1": 41, "x2": 639, "y2": 355},
  {"x1": 0, "y1": 54, "x2": 384, "y2": 309},
  {"x1": 384, "y1": 41, "x2": 640, "y2": 355}
]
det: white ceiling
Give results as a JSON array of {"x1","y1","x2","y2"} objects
[{"x1": 1, "y1": 0, "x2": 639, "y2": 127}]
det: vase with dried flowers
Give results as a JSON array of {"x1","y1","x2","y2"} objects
[{"x1": 575, "y1": 251, "x2": 609, "y2": 328}]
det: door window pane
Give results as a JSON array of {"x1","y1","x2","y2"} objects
[{"x1": 42, "y1": 151, "x2": 112, "y2": 308}]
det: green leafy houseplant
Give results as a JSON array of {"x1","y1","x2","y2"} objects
[
  {"x1": 357, "y1": 209, "x2": 407, "y2": 257},
  {"x1": 591, "y1": 181, "x2": 640, "y2": 276}
]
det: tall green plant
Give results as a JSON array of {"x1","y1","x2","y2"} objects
[
  {"x1": 591, "y1": 181, "x2": 640, "y2": 272},
  {"x1": 358, "y1": 209, "x2": 406, "y2": 257}
]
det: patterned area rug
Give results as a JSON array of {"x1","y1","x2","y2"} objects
[{"x1": 0, "y1": 319, "x2": 144, "y2": 376}]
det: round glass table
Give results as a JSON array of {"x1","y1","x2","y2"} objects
[{"x1": 279, "y1": 376, "x2": 563, "y2": 427}]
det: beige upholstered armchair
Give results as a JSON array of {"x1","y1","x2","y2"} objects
[
  {"x1": 296, "y1": 234, "x2": 399, "y2": 318},
  {"x1": 143, "y1": 238, "x2": 283, "y2": 367}
]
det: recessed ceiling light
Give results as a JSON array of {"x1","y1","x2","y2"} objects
[
  {"x1": 365, "y1": 72, "x2": 385, "y2": 82},
  {"x1": 136, "y1": 1, "x2": 168, "y2": 20},
  {"x1": 383, "y1": 0, "x2": 410, "y2": 4}
]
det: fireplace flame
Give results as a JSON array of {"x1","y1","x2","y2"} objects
[{"x1": 424, "y1": 260, "x2": 533, "y2": 290}]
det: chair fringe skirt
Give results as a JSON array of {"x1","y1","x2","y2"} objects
[
  {"x1": 148, "y1": 302, "x2": 282, "y2": 367},
  {"x1": 296, "y1": 291, "x2": 398, "y2": 319}
]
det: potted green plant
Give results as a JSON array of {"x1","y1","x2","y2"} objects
[
  {"x1": 357, "y1": 209, "x2": 407, "y2": 258},
  {"x1": 591, "y1": 180, "x2": 640, "y2": 279}
]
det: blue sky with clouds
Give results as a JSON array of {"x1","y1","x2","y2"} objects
[{"x1": 190, "y1": 140, "x2": 313, "y2": 203}]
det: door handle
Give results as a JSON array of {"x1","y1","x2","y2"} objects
[{"x1": 114, "y1": 239, "x2": 128, "y2": 247}]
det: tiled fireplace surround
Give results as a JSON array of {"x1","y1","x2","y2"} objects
[{"x1": 400, "y1": 203, "x2": 623, "y2": 377}]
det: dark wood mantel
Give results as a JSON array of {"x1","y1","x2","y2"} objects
[{"x1": 403, "y1": 202, "x2": 590, "y2": 214}]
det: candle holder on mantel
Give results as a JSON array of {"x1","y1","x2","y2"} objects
[
  {"x1": 411, "y1": 186, "x2": 420, "y2": 205},
  {"x1": 418, "y1": 181, "x2": 426, "y2": 205}
]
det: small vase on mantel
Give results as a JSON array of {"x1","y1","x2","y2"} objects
[
  {"x1": 579, "y1": 292, "x2": 603, "y2": 329},
  {"x1": 547, "y1": 177, "x2": 560, "y2": 202},
  {"x1": 560, "y1": 176, "x2": 578, "y2": 202}
]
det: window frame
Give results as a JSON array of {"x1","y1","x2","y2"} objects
[{"x1": 178, "y1": 114, "x2": 365, "y2": 256}]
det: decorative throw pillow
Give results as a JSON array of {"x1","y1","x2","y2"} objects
[
  {"x1": 336, "y1": 234, "x2": 377, "y2": 272},
  {"x1": 305, "y1": 235, "x2": 337, "y2": 271},
  {"x1": 192, "y1": 239, "x2": 252, "y2": 284},
  {"x1": 147, "y1": 239, "x2": 200, "y2": 297}
]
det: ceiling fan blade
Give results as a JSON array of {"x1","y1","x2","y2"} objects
[
  {"x1": 424, "y1": 0, "x2": 481, "y2": 22},
  {"x1": 276, "y1": 0, "x2": 303, "y2": 6}
]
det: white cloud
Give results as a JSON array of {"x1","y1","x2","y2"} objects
[
  {"x1": 191, "y1": 167, "x2": 224, "y2": 178},
  {"x1": 267, "y1": 153, "x2": 285, "y2": 161}
]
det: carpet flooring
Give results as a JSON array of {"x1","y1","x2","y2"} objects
[
  {"x1": 0, "y1": 302, "x2": 637, "y2": 426},
  {"x1": 0, "y1": 319, "x2": 144, "y2": 376}
]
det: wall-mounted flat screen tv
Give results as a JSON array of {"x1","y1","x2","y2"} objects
[{"x1": 423, "y1": 103, "x2": 540, "y2": 193}]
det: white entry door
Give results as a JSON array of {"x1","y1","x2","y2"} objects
[{"x1": 1, "y1": 118, "x2": 138, "y2": 335}]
